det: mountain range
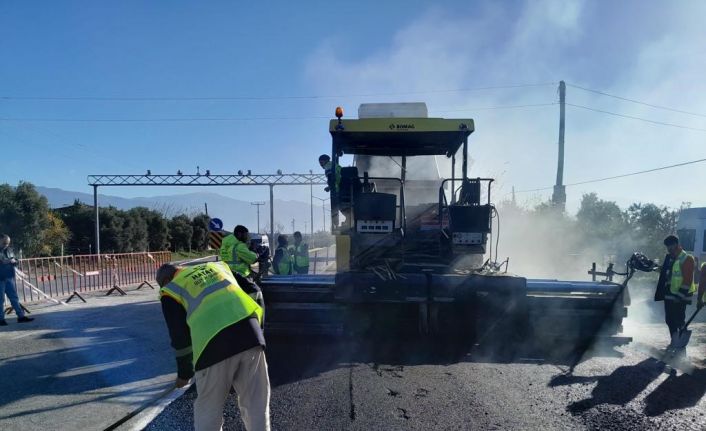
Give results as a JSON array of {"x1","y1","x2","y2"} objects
[{"x1": 37, "y1": 186, "x2": 325, "y2": 234}]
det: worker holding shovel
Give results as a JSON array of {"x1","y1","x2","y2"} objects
[
  {"x1": 657, "y1": 235, "x2": 697, "y2": 359},
  {"x1": 666, "y1": 257, "x2": 706, "y2": 363}
]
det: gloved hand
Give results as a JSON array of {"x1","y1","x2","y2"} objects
[{"x1": 324, "y1": 187, "x2": 330, "y2": 192}]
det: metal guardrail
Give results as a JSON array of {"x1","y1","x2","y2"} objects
[{"x1": 10, "y1": 251, "x2": 171, "y2": 306}]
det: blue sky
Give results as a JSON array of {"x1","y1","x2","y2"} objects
[{"x1": 1, "y1": 0, "x2": 705, "y2": 213}]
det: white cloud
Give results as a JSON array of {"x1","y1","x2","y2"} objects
[{"x1": 305, "y1": 0, "x2": 706, "y2": 213}]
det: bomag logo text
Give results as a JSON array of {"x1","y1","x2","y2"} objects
[{"x1": 389, "y1": 123, "x2": 416, "y2": 130}]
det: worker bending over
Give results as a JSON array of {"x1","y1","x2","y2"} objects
[
  {"x1": 220, "y1": 225, "x2": 259, "y2": 279},
  {"x1": 157, "y1": 261, "x2": 270, "y2": 431},
  {"x1": 220, "y1": 225, "x2": 266, "y2": 305}
]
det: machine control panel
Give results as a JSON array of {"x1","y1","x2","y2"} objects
[
  {"x1": 452, "y1": 232, "x2": 485, "y2": 245},
  {"x1": 357, "y1": 220, "x2": 394, "y2": 233}
]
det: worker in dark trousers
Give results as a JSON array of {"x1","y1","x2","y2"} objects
[
  {"x1": 655, "y1": 235, "x2": 696, "y2": 357},
  {"x1": 291, "y1": 231, "x2": 309, "y2": 275},
  {"x1": 157, "y1": 261, "x2": 270, "y2": 431},
  {"x1": 319, "y1": 154, "x2": 341, "y2": 227},
  {"x1": 272, "y1": 235, "x2": 293, "y2": 275},
  {"x1": 0, "y1": 234, "x2": 34, "y2": 325}
]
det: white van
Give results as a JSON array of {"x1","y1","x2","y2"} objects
[{"x1": 676, "y1": 207, "x2": 706, "y2": 264}]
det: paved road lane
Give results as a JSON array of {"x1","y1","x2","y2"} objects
[
  {"x1": 147, "y1": 327, "x2": 706, "y2": 431},
  {"x1": 0, "y1": 287, "x2": 175, "y2": 431}
]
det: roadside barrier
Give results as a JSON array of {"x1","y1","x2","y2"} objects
[{"x1": 8, "y1": 251, "x2": 171, "y2": 307}]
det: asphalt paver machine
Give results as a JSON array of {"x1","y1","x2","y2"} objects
[{"x1": 261, "y1": 103, "x2": 633, "y2": 349}]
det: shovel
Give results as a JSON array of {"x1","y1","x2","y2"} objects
[{"x1": 672, "y1": 304, "x2": 704, "y2": 349}]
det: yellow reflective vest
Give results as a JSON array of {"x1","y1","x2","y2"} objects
[
  {"x1": 275, "y1": 246, "x2": 293, "y2": 275},
  {"x1": 159, "y1": 261, "x2": 263, "y2": 365},
  {"x1": 292, "y1": 243, "x2": 310, "y2": 270},
  {"x1": 219, "y1": 234, "x2": 257, "y2": 277},
  {"x1": 666, "y1": 250, "x2": 697, "y2": 302}
]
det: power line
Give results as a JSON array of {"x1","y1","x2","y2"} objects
[
  {"x1": 567, "y1": 103, "x2": 706, "y2": 133},
  {"x1": 515, "y1": 157, "x2": 706, "y2": 193},
  {"x1": 0, "y1": 82, "x2": 556, "y2": 102},
  {"x1": 566, "y1": 83, "x2": 706, "y2": 118},
  {"x1": 0, "y1": 115, "x2": 331, "y2": 123},
  {"x1": 0, "y1": 102, "x2": 558, "y2": 123},
  {"x1": 434, "y1": 102, "x2": 558, "y2": 113}
]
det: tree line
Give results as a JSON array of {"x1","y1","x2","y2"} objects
[
  {"x1": 498, "y1": 192, "x2": 689, "y2": 279},
  {"x1": 0, "y1": 182, "x2": 210, "y2": 256},
  {"x1": 0, "y1": 182, "x2": 690, "y2": 262}
]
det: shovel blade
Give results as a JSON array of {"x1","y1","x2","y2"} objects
[{"x1": 673, "y1": 329, "x2": 692, "y2": 349}]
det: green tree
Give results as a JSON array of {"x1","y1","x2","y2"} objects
[
  {"x1": 576, "y1": 193, "x2": 628, "y2": 243},
  {"x1": 191, "y1": 214, "x2": 210, "y2": 251},
  {"x1": 40, "y1": 212, "x2": 70, "y2": 256},
  {"x1": 124, "y1": 208, "x2": 149, "y2": 252},
  {"x1": 625, "y1": 202, "x2": 684, "y2": 259},
  {"x1": 0, "y1": 182, "x2": 59, "y2": 256},
  {"x1": 168, "y1": 215, "x2": 193, "y2": 251},
  {"x1": 147, "y1": 214, "x2": 170, "y2": 251},
  {"x1": 99, "y1": 207, "x2": 127, "y2": 253},
  {"x1": 129, "y1": 207, "x2": 169, "y2": 251},
  {"x1": 55, "y1": 200, "x2": 95, "y2": 254}
]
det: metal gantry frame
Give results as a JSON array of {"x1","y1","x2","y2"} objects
[{"x1": 87, "y1": 173, "x2": 327, "y2": 254}]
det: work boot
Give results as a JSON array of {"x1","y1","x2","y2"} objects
[
  {"x1": 17, "y1": 316, "x2": 34, "y2": 323},
  {"x1": 666, "y1": 331, "x2": 678, "y2": 353},
  {"x1": 0, "y1": 320, "x2": 7, "y2": 326}
]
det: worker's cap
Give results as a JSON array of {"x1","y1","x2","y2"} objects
[
  {"x1": 156, "y1": 263, "x2": 178, "y2": 287},
  {"x1": 318, "y1": 154, "x2": 330, "y2": 162},
  {"x1": 663, "y1": 235, "x2": 679, "y2": 247}
]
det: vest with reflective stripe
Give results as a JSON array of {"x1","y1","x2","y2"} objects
[
  {"x1": 159, "y1": 261, "x2": 262, "y2": 365},
  {"x1": 276, "y1": 246, "x2": 292, "y2": 275},
  {"x1": 668, "y1": 250, "x2": 696, "y2": 299},
  {"x1": 293, "y1": 243, "x2": 309, "y2": 269},
  {"x1": 219, "y1": 234, "x2": 251, "y2": 277}
]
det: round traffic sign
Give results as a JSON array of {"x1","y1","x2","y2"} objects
[{"x1": 208, "y1": 218, "x2": 224, "y2": 231}]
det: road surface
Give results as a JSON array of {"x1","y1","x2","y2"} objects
[{"x1": 146, "y1": 323, "x2": 706, "y2": 430}]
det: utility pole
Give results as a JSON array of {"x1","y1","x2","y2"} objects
[
  {"x1": 313, "y1": 196, "x2": 329, "y2": 232},
  {"x1": 309, "y1": 170, "x2": 314, "y2": 240},
  {"x1": 512, "y1": 186, "x2": 516, "y2": 206},
  {"x1": 552, "y1": 80, "x2": 567, "y2": 211},
  {"x1": 204, "y1": 202, "x2": 208, "y2": 217},
  {"x1": 93, "y1": 185, "x2": 100, "y2": 255},
  {"x1": 291, "y1": 218, "x2": 296, "y2": 234},
  {"x1": 251, "y1": 201, "x2": 265, "y2": 233}
]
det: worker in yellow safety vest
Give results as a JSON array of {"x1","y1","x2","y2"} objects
[
  {"x1": 272, "y1": 235, "x2": 293, "y2": 275},
  {"x1": 220, "y1": 225, "x2": 259, "y2": 278},
  {"x1": 156, "y1": 261, "x2": 270, "y2": 431},
  {"x1": 291, "y1": 231, "x2": 309, "y2": 275},
  {"x1": 657, "y1": 235, "x2": 697, "y2": 356}
]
